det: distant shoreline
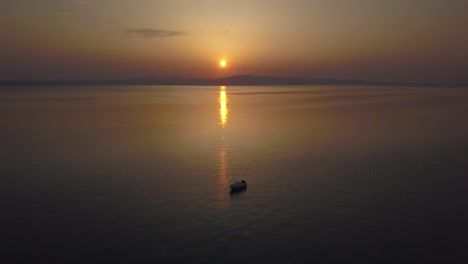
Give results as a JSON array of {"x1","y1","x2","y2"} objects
[{"x1": 0, "y1": 75, "x2": 466, "y2": 87}]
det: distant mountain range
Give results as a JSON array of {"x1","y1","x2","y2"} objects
[{"x1": 1, "y1": 75, "x2": 466, "y2": 87}]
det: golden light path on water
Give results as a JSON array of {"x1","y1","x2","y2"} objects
[
  {"x1": 219, "y1": 86, "x2": 228, "y2": 127},
  {"x1": 218, "y1": 86, "x2": 230, "y2": 204}
]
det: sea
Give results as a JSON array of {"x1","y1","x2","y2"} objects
[{"x1": 1, "y1": 85, "x2": 467, "y2": 263}]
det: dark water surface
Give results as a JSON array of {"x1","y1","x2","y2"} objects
[{"x1": 1, "y1": 85, "x2": 467, "y2": 263}]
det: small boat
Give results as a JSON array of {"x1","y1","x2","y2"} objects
[{"x1": 230, "y1": 180, "x2": 247, "y2": 190}]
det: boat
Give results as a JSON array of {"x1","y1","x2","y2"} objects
[{"x1": 230, "y1": 180, "x2": 247, "y2": 190}]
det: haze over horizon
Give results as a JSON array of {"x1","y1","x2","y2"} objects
[{"x1": 1, "y1": 0, "x2": 467, "y2": 83}]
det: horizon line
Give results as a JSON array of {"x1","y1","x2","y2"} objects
[{"x1": 0, "y1": 74, "x2": 467, "y2": 87}]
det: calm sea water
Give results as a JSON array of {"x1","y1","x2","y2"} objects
[{"x1": 1, "y1": 85, "x2": 467, "y2": 263}]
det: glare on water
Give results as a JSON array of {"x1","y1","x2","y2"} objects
[
  {"x1": 218, "y1": 86, "x2": 231, "y2": 204},
  {"x1": 219, "y1": 86, "x2": 228, "y2": 127}
]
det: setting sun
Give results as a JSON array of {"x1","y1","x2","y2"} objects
[{"x1": 219, "y1": 60, "x2": 227, "y2": 68}]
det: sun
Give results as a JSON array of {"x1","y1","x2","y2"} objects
[{"x1": 219, "y1": 59, "x2": 227, "y2": 68}]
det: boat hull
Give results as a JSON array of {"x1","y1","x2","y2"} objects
[
  {"x1": 229, "y1": 182, "x2": 247, "y2": 190},
  {"x1": 230, "y1": 185, "x2": 247, "y2": 190}
]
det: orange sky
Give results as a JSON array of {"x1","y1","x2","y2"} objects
[{"x1": 1, "y1": 0, "x2": 467, "y2": 82}]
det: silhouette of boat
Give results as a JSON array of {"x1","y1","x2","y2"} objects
[{"x1": 230, "y1": 180, "x2": 247, "y2": 190}]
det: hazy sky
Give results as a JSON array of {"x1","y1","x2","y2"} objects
[{"x1": 1, "y1": 0, "x2": 467, "y2": 82}]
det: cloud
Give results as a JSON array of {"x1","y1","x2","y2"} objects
[
  {"x1": 124, "y1": 28, "x2": 188, "y2": 38},
  {"x1": 52, "y1": 0, "x2": 89, "y2": 15}
]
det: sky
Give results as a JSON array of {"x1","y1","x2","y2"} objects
[{"x1": 1, "y1": 0, "x2": 467, "y2": 82}]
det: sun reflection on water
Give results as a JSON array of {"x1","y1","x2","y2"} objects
[
  {"x1": 219, "y1": 86, "x2": 228, "y2": 127},
  {"x1": 218, "y1": 86, "x2": 230, "y2": 205},
  {"x1": 219, "y1": 143, "x2": 228, "y2": 186}
]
